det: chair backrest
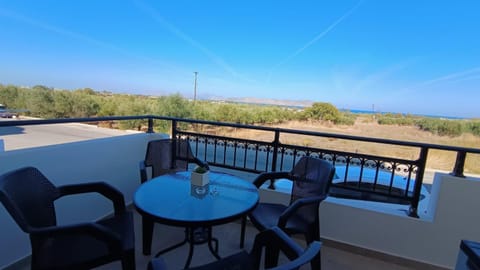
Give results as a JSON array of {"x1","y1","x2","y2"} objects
[
  {"x1": 144, "y1": 138, "x2": 196, "y2": 178},
  {"x1": 289, "y1": 156, "x2": 335, "y2": 222},
  {"x1": 0, "y1": 167, "x2": 59, "y2": 233},
  {"x1": 250, "y1": 226, "x2": 322, "y2": 270}
]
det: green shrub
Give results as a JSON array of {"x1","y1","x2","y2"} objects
[
  {"x1": 417, "y1": 118, "x2": 464, "y2": 137},
  {"x1": 465, "y1": 121, "x2": 480, "y2": 136},
  {"x1": 303, "y1": 102, "x2": 340, "y2": 122},
  {"x1": 334, "y1": 113, "x2": 356, "y2": 125},
  {"x1": 377, "y1": 114, "x2": 416, "y2": 126}
]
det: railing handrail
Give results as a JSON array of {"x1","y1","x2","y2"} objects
[{"x1": 152, "y1": 116, "x2": 480, "y2": 154}]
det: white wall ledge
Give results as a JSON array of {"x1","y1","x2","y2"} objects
[
  {"x1": 258, "y1": 173, "x2": 480, "y2": 268},
  {"x1": 1, "y1": 135, "x2": 479, "y2": 269}
]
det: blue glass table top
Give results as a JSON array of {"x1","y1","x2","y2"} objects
[
  {"x1": 134, "y1": 171, "x2": 259, "y2": 227},
  {"x1": 459, "y1": 240, "x2": 480, "y2": 269}
]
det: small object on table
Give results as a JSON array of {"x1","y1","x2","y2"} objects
[{"x1": 191, "y1": 166, "x2": 209, "y2": 186}]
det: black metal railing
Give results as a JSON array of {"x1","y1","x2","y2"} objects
[{"x1": 2, "y1": 115, "x2": 480, "y2": 217}]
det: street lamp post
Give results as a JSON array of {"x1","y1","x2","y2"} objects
[{"x1": 193, "y1": 72, "x2": 198, "y2": 102}]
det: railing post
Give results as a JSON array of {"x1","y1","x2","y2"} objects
[
  {"x1": 451, "y1": 151, "x2": 466, "y2": 177},
  {"x1": 268, "y1": 129, "x2": 281, "y2": 189},
  {"x1": 409, "y1": 147, "x2": 428, "y2": 218},
  {"x1": 170, "y1": 120, "x2": 178, "y2": 169},
  {"x1": 171, "y1": 120, "x2": 178, "y2": 139},
  {"x1": 147, "y1": 117, "x2": 154, "y2": 133},
  {"x1": 271, "y1": 129, "x2": 280, "y2": 172}
]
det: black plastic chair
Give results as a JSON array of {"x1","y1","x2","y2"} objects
[
  {"x1": 240, "y1": 156, "x2": 335, "y2": 270},
  {"x1": 0, "y1": 166, "x2": 135, "y2": 270},
  {"x1": 139, "y1": 138, "x2": 208, "y2": 184},
  {"x1": 139, "y1": 138, "x2": 209, "y2": 255},
  {"x1": 148, "y1": 226, "x2": 322, "y2": 270}
]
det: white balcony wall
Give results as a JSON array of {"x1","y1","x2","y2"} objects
[
  {"x1": 259, "y1": 173, "x2": 480, "y2": 268},
  {"x1": 319, "y1": 173, "x2": 480, "y2": 269},
  {"x1": 0, "y1": 133, "x2": 167, "y2": 268},
  {"x1": 1, "y1": 132, "x2": 479, "y2": 269}
]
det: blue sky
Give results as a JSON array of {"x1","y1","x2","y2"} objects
[{"x1": 0, "y1": 1, "x2": 479, "y2": 118}]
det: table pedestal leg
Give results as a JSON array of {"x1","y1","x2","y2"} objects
[
  {"x1": 184, "y1": 229, "x2": 195, "y2": 269},
  {"x1": 142, "y1": 216, "x2": 154, "y2": 255},
  {"x1": 155, "y1": 237, "x2": 189, "y2": 258},
  {"x1": 207, "y1": 227, "x2": 220, "y2": 260},
  {"x1": 154, "y1": 226, "x2": 221, "y2": 269}
]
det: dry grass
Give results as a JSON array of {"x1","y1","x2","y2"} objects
[{"x1": 195, "y1": 116, "x2": 480, "y2": 174}]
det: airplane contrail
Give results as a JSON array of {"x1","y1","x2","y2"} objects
[
  {"x1": 399, "y1": 66, "x2": 480, "y2": 92},
  {"x1": 133, "y1": 0, "x2": 254, "y2": 82},
  {"x1": 414, "y1": 67, "x2": 480, "y2": 87},
  {"x1": 0, "y1": 7, "x2": 170, "y2": 68},
  {"x1": 449, "y1": 73, "x2": 480, "y2": 84},
  {"x1": 268, "y1": 0, "x2": 364, "y2": 77}
]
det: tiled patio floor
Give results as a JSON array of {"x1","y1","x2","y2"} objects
[
  {"x1": 11, "y1": 207, "x2": 445, "y2": 270},
  {"x1": 92, "y1": 210, "x2": 437, "y2": 270}
]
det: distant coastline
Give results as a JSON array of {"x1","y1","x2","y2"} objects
[
  {"x1": 342, "y1": 109, "x2": 466, "y2": 120},
  {"x1": 211, "y1": 97, "x2": 469, "y2": 120}
]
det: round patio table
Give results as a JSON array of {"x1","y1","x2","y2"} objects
[{"x1": 134, "y1": 171, "x2": 259, "y2": 268}]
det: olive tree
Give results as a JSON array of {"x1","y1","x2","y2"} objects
[{"x1": 303, "y1": 102, "x2": 340, "y2": 122}]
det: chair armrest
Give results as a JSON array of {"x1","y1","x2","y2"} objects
[
  {"x1": 139, "y1": 160, "x2": 149, "y2": 183},
  {"x1": 250, "y1": 226, "x2": 305, "y2": 268},
  {"x1": 277, "y1": 195, "x2": 327, "y2": 228},
  {"x1": 253, "y1": 226, "x2": 322, "y2": 269},
  {"x1": 31, "y1": 222, "x2": 122, "y2": 252},
  {"x1": 57, "y1": 182, "x2": 126, "y2": 215},
  {"x1": 193, "y1": 158, "x2": 210, "y2": 170},
  {"x1": 253, "y1": 171, "x2": 291, "y2": 188},
  {"x1": 271, "y1": 241, "x2": 322, "y2": 270}
]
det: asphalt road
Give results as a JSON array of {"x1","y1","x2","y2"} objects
[{"x1": 0, "y1": 119, "x2": 138, "y2": 151}]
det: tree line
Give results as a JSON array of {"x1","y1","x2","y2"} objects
[
  {"x1": 377, "y1": 113, "x2": 480, "y2": 137},
  {"x1": 0, "y1": 84, "x2": 353, "y2": 132},
  {"x1": 1, "y1": 84, "x2": 477, "y2": 137}
]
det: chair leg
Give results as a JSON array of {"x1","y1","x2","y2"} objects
[
  {"x1": 142, "y1": 216, "x2": 154, "y2": 255},
  {"x1": 305, "y1": 230, "x2": 321, "y2": 270},
  {"x1": 212, "y1": 237, "x2": 219, "y2": 253},
  {"x1": 122, "y1": 250, "x2": 136, "y2": 270},
  {"x1": 240, "y1": 215, "x2": 247, "y2": 248},
  {"x1": 309, "y1": 251, "x2": 321, "y2": 270},
  {"x1": 264, "y1": 244, "x2": 280, "y2": 269}
]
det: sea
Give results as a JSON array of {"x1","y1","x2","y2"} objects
[
  {"x1": 220, "y1": 100, "x2": 468, "y2": 120},
  {"x1": 342, "y1": 109, "x2": 466, "y2": 120},
  {"x1": 283, "y1": 105, "x2": 466, "y2": 120}
]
